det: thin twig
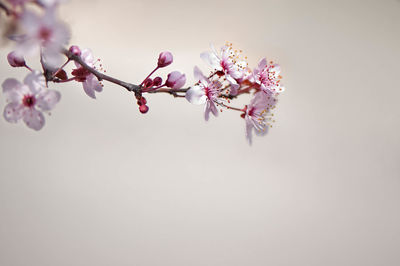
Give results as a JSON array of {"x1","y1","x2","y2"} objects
[{"x1": 62, "y1": 48, "x2": 142, "y2": 96}]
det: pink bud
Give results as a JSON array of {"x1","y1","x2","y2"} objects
[
  {"x1": 157, "y1": 51, "x2": 173, "y2": 68},
  {"x1": 165, "y1": 71, "x2": 186, "y2": 89},
  {"x1": 139, "y1": 104, "x2": 149, "y2": 114},
  {"x1": 69, "y1": 45, "x2": 81, "y2": 56},
  {"x1": 153, "y1": 76, "x2": 162, "y2": 86},
  {"x1": 7, "y1": 51, "x2": 25, "y2": 67},
  {"x1": 143, "y1": 78, "x2": 153, "y2": 88}
]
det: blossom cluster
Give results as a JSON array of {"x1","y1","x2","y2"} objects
[{"x1": 1, "y1": 0, "x2": 285, "y2": 144}]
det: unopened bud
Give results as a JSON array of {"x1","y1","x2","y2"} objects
[
  {"x1": 7, "y1": 51, "x2": 25, "y2": 67},
  {"x1": 157, "y1": 51, "x2": 173, "y2": 68},
  {"x1": 153, "y1": 76, "x2": 162, "y2": 86},
  {"x1": 165, "y1": 71, "x2": 186, "y2": 89},
  {"x1": 139, "y1": 104, "x2": 149, "y2": 114},
  {"x1": 143, "y1": 78, "x2": 153, "y2": 88},
  {"x1": 69, "y1": 45, "x2": 81, "y2": 56}
]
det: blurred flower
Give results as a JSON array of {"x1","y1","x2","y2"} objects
[
  {"x1": 2, "y1": 71, "x2": 61, "y2": 130},
  {"x1": 14, "y1": 6, "x2": 70, "y2": 67},
  {"x1": 7, "y1": 51, "x2": 26, "y2": 67}
]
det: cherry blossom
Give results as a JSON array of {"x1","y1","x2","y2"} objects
[
  {"x1": 253, "y1": 58, "x2": 285, "y2": 95},
  {"x1": 243, "y1": 91, "x2": 277, "y2": 144},
  {"x1": 186, "y1": 66, "x2": 222, "y2": 121},
  {"x1": 200, "y1": 44, "x2": 245, "y2": 85},
  {"x1": 14, "y1": 6, "x2": 70, "y2": 67},
  {"x1": 2, "y1": 71, "x2": 61, "y2": 130},
  {"x1": 1, "y1": 0, "x2": 286, "y2": 145},
  {"x1": 71, "y1": 48, "x2": 103, "y2": 99}
]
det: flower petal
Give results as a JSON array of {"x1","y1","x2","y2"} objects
[
  {"x1": 23, "y1": 71, "x2": 45, "y2": 94},
  {"x1": 3, "y1": 102, "x2": 23, "y2": 123},
  {"x1": 200, "y1": 51, "x2": 221, "y2": 70},
  {"x1": 2, "y1": 78, "x2": 21, "y2": 94},
  {"x1": 209, "y1": 101, "x2": 218, "y2": 117},
  {"x1": 245, "y1": 118, "x2": 253, "y2": 145},
  {"x1": 204, "y1": 100, "x2": 211, "y2": 121},
  {"x1": 36, "y1": 90, "x2": 61, "y2": 111},
  {"x1": 258, "y1": 58, "x2": 267, "y2": 70},
  {"x1": 185, "y1": 85, "x2": 206, "y2": 105},
  {"x1": 23, "y1": 108, "x2": 45, "y2": 131},
  {"x1": 193, "y1": 66, "x2": 208, "y2": 85}
]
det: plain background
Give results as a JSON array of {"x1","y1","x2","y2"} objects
[{"x1": 0, "y1": 0, "x2": 399, "y2": 265}]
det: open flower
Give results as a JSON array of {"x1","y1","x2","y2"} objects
[
  {"x1": 253, "y1": 58, "x2": 285, "y2": 95},
  {"x1": 71, "y1": 48, "x2": 103, "y2": 99},
  {"x1": 200, "y1": 44, "x2": 245, "y2": 85},
  {"x1": 243, "y1": 91, "x2": 277, "y2": 144},
  {"x1": 14, "y1": 6, "x2": 70, "y2": 67},
  {"x1": 2, "y1": 71, "x2": 61, "y2": 130},
  {"x1": 186, "y1": 66, "x2": 222, "y2": 121}
]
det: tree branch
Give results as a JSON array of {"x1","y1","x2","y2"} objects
[{"x1": 62, "y1": 48, "x2": 142, "y2": 96}]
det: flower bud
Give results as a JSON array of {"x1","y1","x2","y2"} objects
[
  {"x1": 165, "y1": 71, "x2": 186, "y2": 89},
  {"x1": 7, "y1": 51, "x2": 25, "y2": 67},
  {"x1": 139, "y1": 104, "x2": 149, "y2": 114},
  {"x1": 157, "y1": 51, "x2": 173, "y2": 68},
  {"x1": 153, "y1": 76, "x2": 162, "y2": 86},
  {"x1": 69, "y1": 45, "x2": 81, "y2": 56},
  {"x1": 143, "y1": 78, "x2": 153, "y2": 88}
]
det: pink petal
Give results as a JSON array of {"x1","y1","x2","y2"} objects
[
  {"x1": 245, "y1": 118, "x2": 253, "y2": 145},
  {"x1": 193, "y1": 66, "x2": 208, "y2": 86},
  {"x1": 23, "y1": 108, "x2": 45, "y2": 130},
  {"x1": 36, "y1": 90, "x2": 61, "y2": 111},
  {"x1": 185, "y1": 85, "x2": 206, "y2": 105},
  {"x1": 23, "y1": 71, "x2": 45, "y2": 94},
  {"x1": 83, "y1": 82, "x2": 96, "y2": 99},
  {"x1": 200, "y1": 51, "x2": 221, "y2": 70},
  {"x1": 3, "y1": 102, "x2": 23, "y2": 123},
  {"x1": 209, "y1": 101, "x2": 218, "y2": 117},
  {"x1": 258, "y1": 58, "x2": 267, "y2": 70},
  {"x1": 2, "y1": 79, "x2": 25, "y2": 103},
  {"x1": 2, "y1": 78, "x2": 21, "y2": 93},
  {"x1": 204, "y1": 101, "x2": 211, "y2": 121}
]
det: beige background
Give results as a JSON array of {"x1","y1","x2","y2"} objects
[{"x1": 0, "y1": 0, "x2": 399, "y2": 265}]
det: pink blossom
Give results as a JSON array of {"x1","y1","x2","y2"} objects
[
  {"x1": 7, "y1": 51, "x2": 26, "y2": 67},
  {"x1": 165, "y1": 71, "x2": 186, "y2": 89},
  {"x1": 2, "y1": 71, "x2": 61, "y2": 130},
  {"x1": 157, "y1": 51, "x2": 173, "y2": 68},
  {"x1": 186, "y1": 66, "x2": 222, "y2": 121},
  {"x1": 253, "y1": 58, "x2": 285, "y2": 95},
  {"x1": 71, "y1": 48, "x2": 103, "y2": 99},
  {"x1": 244, "y1": 91, "x2": 277, "y2": 144},
  {"x1": 14, "y1": 7, "x2": 70, "y2": 67},
  {"x1": 200, "y1": 44, "x2": 244, "y2": 85}
]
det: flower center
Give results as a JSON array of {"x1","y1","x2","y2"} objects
[
  {"x1": 22, "y1": 95, "x2": 36, "y2": 108},
  {"x1": 39, "y1": 27, "x2": 52, "y2": 43}
]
